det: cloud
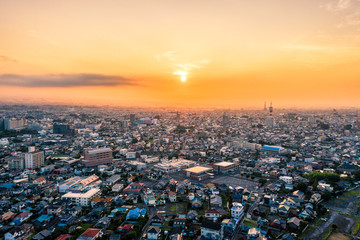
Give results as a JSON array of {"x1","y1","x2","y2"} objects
[
  {"x1": 324, "y1": 0, "x2": 360, "y2": 28},
  {"x1": 0, "y1": 73, "x2": 135, "y2": 88},
  {"x1": 325, "y1": 0, "x2": 353, "y2": 12},
  {"x1": 0, "y1": 55, "x2": 18, "y2": 63},
  {"x1": 155, "y1": 50, "x2": 211, "y2": 73}
]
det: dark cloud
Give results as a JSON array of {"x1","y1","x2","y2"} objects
[
  {"x1": 0, "y1": 73, "x2": 136, "y2": 87},
  {"x1": 0, "y1": 56, "x2": 18, "y2": 63}
]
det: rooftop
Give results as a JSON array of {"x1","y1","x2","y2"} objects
[{"x1": 214, "y1": 161, "x2": 234, "y2": 167}]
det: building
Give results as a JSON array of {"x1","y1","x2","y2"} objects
[
  {"x1": 154, "y1": 159, "x2": 196, "y2": 173},
  {"x1": 77, "y1": 228, "x2": 102, "y2": 240},
  {"x1": 61, "y1": 188, "x2": 101, "y2": 207},
  {"x1": 24, "y1": 148, "x2": 44, "y2": 169},
  {"x1": 231, "y1": 202, "x2": 244, "y2": 219},
  {"x1": 184, "y1": 166, "x2": 213, "y2": 181},
  {"x1": 82, "y1": 148, "x2": 113, "y2": 167},
  {"x1": 3, "y1": 118, "x2": 25, "y2": 130},
  {"x1": 8, "y1": 157, "x2": 24, "y2": 170},
  {"x1": 53, "y1": 124, "x2": 75, "y2": 136},
  {"x1": 201, "y1": 221, "x2": 223, "y2": 240},
  {"x1": 213, "y1": 161, "x2": 237, "y2": 174}
]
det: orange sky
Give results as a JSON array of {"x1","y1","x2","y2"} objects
[{"x1": 1, "y1": 0, "x2": 360, "y2": 108}]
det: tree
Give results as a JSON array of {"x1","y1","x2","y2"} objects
[
  {"x1": 259, "y1": 178, "x2": 267, "y2": 186},
  {"x1": 297, "y1": 182, "x2": 308, "y2": 192}
]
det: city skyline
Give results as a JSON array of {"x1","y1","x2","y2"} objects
[{"x1": 1, "y1": 0, "x2": 360, "y2": 108}]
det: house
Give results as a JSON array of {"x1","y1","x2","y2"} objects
[
  {"x1": 126, "y1": 208, "x2": 146, "y2": 220},
  {"x1": 292, "y1": 190, "x2": 305, "y2": 201},
  {"x1": 77, "y1": 228, "x2": 102, "y2": 240},
  {"x1": 144, "y1": 194, "x2": 156, "y2": 206},
  {"x1": 280, "y1": 176, "x2": 293, "y2": 184},
  {"x1": 32, "y1": 229, "x2": 52, "y2": 240},
  {"x1": 55, "y1": 234, "x2": 72, "y2": 240},
  {"x1": 5, "y1": 227, "x2": 25, "y2": 240},
  {"x1": 287, "y1": 217, "x2": 301, "y2": 229},
  {"x1": 12, "y1": 211, "x2": 33, "y2": 225},
  {"x1": 247, "y1": 228, "x2": 265, "y2": 239},
  {"x1": 201, "y1": 221, "x2": 223, "y2": 240},
  {"x1": 168, "y1": 191, "x2": 177, "y2": 202},
  {"x1": 205, "y1": 209, "x2": 220, "y2": 220},
  {"x1": 151, "y1": 214, "x2": 164, "y2": 226},
  {"x1": 242, "y1": 189, "x2": 251, "y2": 201},
  {"x1": 111, "y1": 184, "x2": 124, "y2": 193},
  {"x1": 117, "y1": 224, "x2": 134, "y2": 236},
  {"x1": 278, "y1": 205, "x2": 290, "y2": 216},
  {"x1": 58, "y1": 215, "x2": 75, "y2": 227},
  {"x1": 187, "y1": 210, "x2": 198, "y2": 220},
  {"x1": 147, "y1": 226, "x2": 160, "y2": 240},
  {"x1": 317, "y1": 181, "x2": 333, "y2": 192},
  {"x1": 210, "y1": 194, "x2": 222, "y2": 207},
  {"x1": 5, "y1": 224, "x2": 33, "y2": 240},
  {"x1": 123, "y1": 182, "x2": 145, "y2": 195},
  {"x1": 310, "y1": 193, "x2": 321, "y2": 203},
  {"x1": 222, "y1": 219, "x2": 237, "y2": 231},
  {"x1": 231, "y1": 202, "x2": 244, "y2": 219},
  {"x1": 33, "y1": 177, "x2": 46, "y2": 185},
  {"x1": 173, "y1": 218, "x2": 186, "y2": 228},
  {"x1": 91, "y1": 197, "x2": 113, "y2": 207}
]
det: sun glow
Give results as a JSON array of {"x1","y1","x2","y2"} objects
[{"x1": 174, "y1": 71, "x2": 188, "y2": 82}]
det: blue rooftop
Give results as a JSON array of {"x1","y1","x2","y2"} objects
[
  {"x1": 34, "y1": 215, "x2": 52, "y2": 223},
  {"x1": 262, "y1": 145, "x2": 282, "y2": 151}
]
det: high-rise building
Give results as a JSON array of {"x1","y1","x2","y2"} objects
[
  {"x1": 266, "y1": 102, "x2": 275, "y2": 128},
  {"x1": 176, "y1": 112, "x2": 180, "y2": 125},
  {"x1": 53, "y1": 123, "x2": 75, "y2": 136},
  {"x1": 3, "y1": 118, "x2": 26, "y2": 130},
  {"x1": 8, "y1": 157, "x2": 24, "y2": 170},
  {"x1": 222, "y1": 114, "x2": 229, "y2": 127},
  {"x1": 264, "y1": 102, "x2": 267, "y2": 111},
  {"x1": 120, "y1": 119, "x2": 130, "y2": 128},
  {"x1": 0, "y1": 118, "x2": 4, "y2": 131},
  {"x1": 82, "y1": 148, "x2": 113, "y2": 167},
  {"x1": 130, "y1": 114, "x2": 136, "y2": 123},
  {"x1": 24, "y1": 147, "x2": 45, "y2": 169}
]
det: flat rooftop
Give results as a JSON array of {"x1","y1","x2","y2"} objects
[
  {"x1": 87, "y1": 148, "x2": 112, "y2": 154},
  {"x1": 214, "y1": 162, "x2": 234, "y2": 167},
  {"x1": 185, "y1": 166, "x2": 212, "y2": 174},
  {"x1": 62, "y1": 188, "x2": 100, "y2": 198}
]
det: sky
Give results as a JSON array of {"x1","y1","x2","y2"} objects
[{"x1": 1, "y1": 0, "x2": 360, "y2": 109}]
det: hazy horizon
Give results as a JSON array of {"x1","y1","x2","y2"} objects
[{"x1": 1, "y1": 0, "x2": 360, "y2": 108}]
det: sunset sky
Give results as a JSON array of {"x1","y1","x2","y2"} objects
[{"x1": 1, "y1": 0, "x2": 360, "y2": 108}]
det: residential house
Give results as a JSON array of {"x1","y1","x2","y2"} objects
[
  {"x1": 77, "y1": 228, "x2": 102, "y2": 240},
  {"x1": 147, "y1": 226, "x2": 160, "y2": 240},
  {"x1": 205, "y1": 209, "x2": 220, "y2": 220},
  {"x1": 201, "y1": 221, "x2": 223, "y2": 240}
]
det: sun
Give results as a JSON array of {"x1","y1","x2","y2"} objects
[{"x1": 174, "y1": 70, "x2": 188, "y2": 82}]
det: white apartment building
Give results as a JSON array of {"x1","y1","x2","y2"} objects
[
  {"x1": 61, "y1": 188, "x2": 100, "y2": 206},
  {"x1": 231, "y1": 202, "x2": 244, "y2": 219}
]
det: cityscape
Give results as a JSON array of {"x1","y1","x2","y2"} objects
[
  {"x1": 0, "y1": 105, "x2": 360, "y2": 240},
  {"x1": 1, "y1": 1, "x2": 360, "y2": 240}
]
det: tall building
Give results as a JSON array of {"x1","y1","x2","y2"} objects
[
  {"x1": 8, "y1": 157, "x2": 24, "y2": 170},
  {"x1": 53, "y1": 123, "x2": 75, "y2": 136},
  {"x1": 175, "y1": 112, "x2": 180, "y2": 125},
  {"x1": 222, "y1": 114, "x2": 229, "y2": 127},
  {"x1": 130, "y1": 114, "x2": 136, "y2": 123},
  {"x1": 24, "y1": 147, "x2": 45, "y2": 169},
  {"x1": 0, "y1": 118, "x2": 4, "y2": 131},
  {"x1": 82, "y1": 148, "x2": 113, "y2": 167},
  {"x1": 3, "y1": 118, "x2": 26, "y2": 130},
  {"x1": 120, "y1": 119, "x2": 130, "y2": 128},
  {"x1": 266, "y1": 102, "x2": 275, "y2": 128},
  {"x1": 264, "y1": 102, "x2": 267, "y2": 111}
]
